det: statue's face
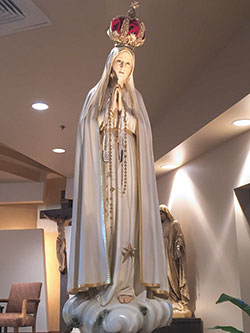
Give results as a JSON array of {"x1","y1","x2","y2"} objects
[
  {"x1": 112, "y1": 51, "x2": 133, "y2": 86},
  {"x1": 160, "y1": 210, "x2": 168, "y2": 223}
]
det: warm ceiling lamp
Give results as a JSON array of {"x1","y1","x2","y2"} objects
[
  {"x1": 53, "y1": 148, "x2": 66, "y2": 154},
  {"x1": 32, "y1": 102, "x2": 49, "y2": 111},
  {"x1": 160, "y1": 164, "x2": 176, "y2": 170},
  {"x1": 232, "y1": 119, "x2": 250, "y2": 127}
]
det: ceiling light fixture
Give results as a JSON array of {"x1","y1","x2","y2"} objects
[
  {"x1": 32, "y1": 102, "x2": 49, "y2": 111},
  {"x1": 53, "y1": 148, "x2": 66, "y2": 154},
  {"x1": 160, "y1": 164, "x2": 176, "y2": 170},
  {"x1": 232, "y1": 119, "x2": 250, "y2": 127}
]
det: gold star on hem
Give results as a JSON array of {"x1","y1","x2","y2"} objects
[{"x1": 121, "y1": 243, "x2": 136, "y2": 263}]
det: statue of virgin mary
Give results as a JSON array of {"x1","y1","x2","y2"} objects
[{"x1": 67, "y1": 2, "x2": 169, "y2": 307}]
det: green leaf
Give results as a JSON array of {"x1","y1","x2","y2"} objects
[
  {"x1": 208, "y1": 325, "x2": 244, "y2": 333},
  {"x1": 216, "y1": 293, "x2": 250, "y2": 317}
]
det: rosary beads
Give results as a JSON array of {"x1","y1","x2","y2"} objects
[{"x1": 104, "y1": 91, "x2": 129, "y2": 235}]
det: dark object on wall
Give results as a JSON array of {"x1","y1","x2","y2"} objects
[
  {"x1": 40, "y1": 190, "x2": 72, "y2": 333},
  {"x1": 153, "y1": 318, "x2": 203, "y2": 333},
  {"x1": 234, "y1": 183, "x2": 250, "y2": 226},
  {"x1": 40, "y1": 190, "x2": 72, "y2": 274}
]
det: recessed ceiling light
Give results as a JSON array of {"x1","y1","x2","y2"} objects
[
  {"x1": 32, "y1": 102, "x2": 49, "y2": 111},
  {"x1": 53, "y1": 148, "x2": 66, "y2": 154},
  {"x1": 160, "y1": 164, "x2": 176, "y2": 170},
  {"x1": 232, "y1": 119, "x2": 250, "y2": 127}
]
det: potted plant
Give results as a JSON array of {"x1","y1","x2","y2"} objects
[{"x1": 208, "y1": 293, "x2": 250, "y2": 333}]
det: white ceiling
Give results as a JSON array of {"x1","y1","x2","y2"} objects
[
  {"x1": 155, "y1": 93, "x2": 250, "y2": 176},
  {"x1": 1, "y1": 0, "x2": 250, "y2": 181}
]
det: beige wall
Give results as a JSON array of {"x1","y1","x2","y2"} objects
[
  {"x1": 38, "y1": 177, "x2": 66, "y2": 332},
  {"x1": 0, "y1": 229, "x2": 49, "y2": 332},
  {"x1": 43, "y1": 231, "x2": 60, "y2": 332},
  {"x1": 43, "y1": 177, "x2": 66, "y2": 204},
  {"x1": 0, "y1": 203, "x2": 60, "y2": 331},
  {"x1": 0, "y1": 182, "x2": 44, "y2": 205},
  {"x1": 0, "y1": 204, "x2": 37, "y2": 229},
  {"x1": 157, "y1": 129, "x2": 250, "y2": 332},
  {"x1": 0, "y1": 177, "x2": 66, "y2": 332},
  {"x1": 37, "y1": 205, "x2": 61, "y2": 332}
]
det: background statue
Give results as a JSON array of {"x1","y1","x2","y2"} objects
[
  {"x1": 67, "y1": 2, "x2": 168, "y2": 307},
  {"x1": 40, "y1": 191, "x2": 73, "y2": 275},
  {"x1": 42, "y1": 213, "x2": 72, "y2": 274},
  {"x1": 55, "y1": 216, "x2": 71, "y2": 274},
  {"x1": 160, "y1": 204, "x2": 192, "y2": 318}
]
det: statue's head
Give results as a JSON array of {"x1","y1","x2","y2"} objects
[
  {"x1": 159, "y1": 204, "x2": 175, "y2": 223},
  {"x1": 112, "y1": 49, "x2": 134, "y2": 87},
  {"x1": 107, "y1": 47, "x2": 135, "y2": 89}
]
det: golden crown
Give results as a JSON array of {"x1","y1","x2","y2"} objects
[{"x1": 107, "y1": 2, "x2": 146, "y2": 48}]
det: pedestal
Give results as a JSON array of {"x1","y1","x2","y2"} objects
[
  {"x1": 153, "y1": 318, "x2": 203, "y2": 333},
  {"x1": 63, "y1": 292, "x2": 172, "y2": 333},
  {"x1": 60, "y1": 271, "x2": 71, "y2": 333}
]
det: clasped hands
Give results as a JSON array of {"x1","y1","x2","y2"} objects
[{"x1": 110, "y1": 85, "x2": 123, "y2": 115}]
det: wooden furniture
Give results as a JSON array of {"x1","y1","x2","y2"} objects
[
  {"x1": 0, "y1": 305, "x2": 3, "y2": 333},
  {"x1": 153, "y1": 318, "x2": 203, "y2": 333},
  {"x1": 0, "y1": 282, "x2": 42, "y2": 333}
]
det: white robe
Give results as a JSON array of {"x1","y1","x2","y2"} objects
[
  {"x1": 68, "y1": 47, "x2": 169, "y2": 305},
  {"x1": 97, "y1": 91, "x2": 140, "y2": 305}
]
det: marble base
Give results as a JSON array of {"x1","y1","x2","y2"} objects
[{"x1": 63, "y1": 292, "x2": 172, "y2": 333}]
